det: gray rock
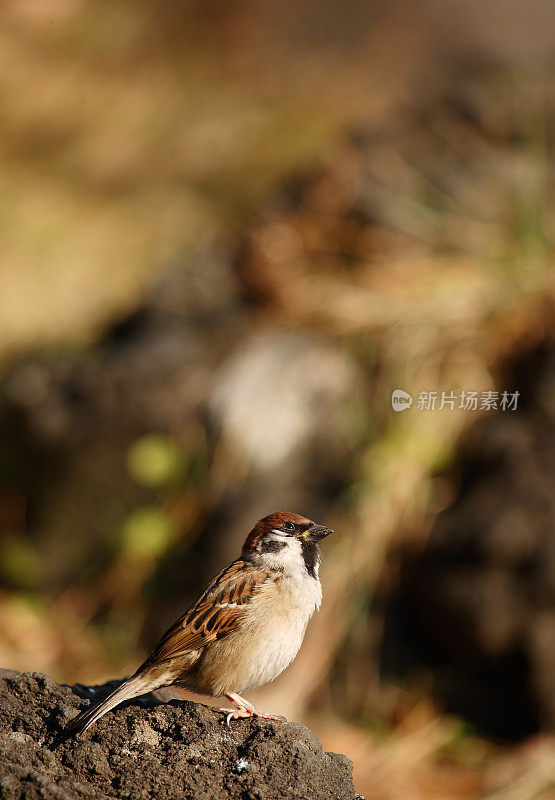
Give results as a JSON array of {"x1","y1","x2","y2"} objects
[{"x1": 0, "y1": 671, "x2": 358, "y2": 800}]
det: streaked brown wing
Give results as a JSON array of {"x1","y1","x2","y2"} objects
[{"x1": 145, "y1": 559, "x2": 269, "y2": 665}]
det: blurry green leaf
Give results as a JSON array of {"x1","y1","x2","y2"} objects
[
  {"x1": 0, "y1": 536, "x2": 42, "y2": 589},
  {"x1": 126, "y1": 435, "x2": 185, "y2": 488},
  {"x1": 121, "y1": 506, "x2": 175, "y2": 561}
]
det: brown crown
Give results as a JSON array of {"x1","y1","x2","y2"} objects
[{"x1": 241, "y1": 511, "x2": 314, "y2": 553}]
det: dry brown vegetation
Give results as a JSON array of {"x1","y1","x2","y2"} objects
[{"x1": 0, "y1": 2, "x2": 554, "y2": 799}]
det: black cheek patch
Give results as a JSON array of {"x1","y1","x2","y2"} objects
[
  {"x1": 261, "y1": 538, "x2": 288, "y2": 554},
  {"x1": 300, "y1": 540, "x2": 319, "y2": 579}
]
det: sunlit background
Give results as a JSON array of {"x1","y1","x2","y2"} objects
[{"x1": 0, "y1": 2, "x2": 554, "y2": 798}]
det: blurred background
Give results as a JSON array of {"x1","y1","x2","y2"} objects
[{"x1": 0, "y1": 1, "x2": 554, "y2": 797}]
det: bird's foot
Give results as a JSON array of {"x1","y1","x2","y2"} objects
[
  {"x1": 218, "y1": 705, "x2": 284, "y2": 726},
  {"x1": 219, "y1": 692, "x2": 285, "y2": 726}
]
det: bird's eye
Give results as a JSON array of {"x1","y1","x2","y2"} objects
[{"x1": 282, "y1": 521, "x2": 295, "y2": 532}]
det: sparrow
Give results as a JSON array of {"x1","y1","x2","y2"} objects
[{"x1": 65, "y1": 511, "x2": 332, "y2": 735}]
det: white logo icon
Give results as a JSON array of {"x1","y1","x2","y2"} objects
[{"x1": 392, "y1": 389, "x2": 413, "y2": 412}]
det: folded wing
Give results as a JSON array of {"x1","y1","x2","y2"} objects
[{"x1": 143, "y1": 559, "x2": 270, "y2": 665}]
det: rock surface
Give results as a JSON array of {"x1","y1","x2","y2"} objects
[{"x1": 0, "y1": 670, "x2": 358, "y2": 800}]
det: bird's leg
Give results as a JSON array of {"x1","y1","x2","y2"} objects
[{"x1": 218, "y1": 692, "x2": 284, "y2": 726}]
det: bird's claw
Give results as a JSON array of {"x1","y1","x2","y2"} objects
[{"x1": 218, "y1": 706, "x2": 284, "y2": 726}]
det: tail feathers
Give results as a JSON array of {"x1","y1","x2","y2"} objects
[{"x1": 65, "y1": 674, "x2": 162, "y2": 736}]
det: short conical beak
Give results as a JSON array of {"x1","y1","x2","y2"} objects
[{"x1": 302, "y1": 523, "x2": 333, "y2": 542}]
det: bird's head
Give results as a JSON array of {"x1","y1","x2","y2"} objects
[{"x1": 242, "y1": 511, "x2": 333, "y2": 577}]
